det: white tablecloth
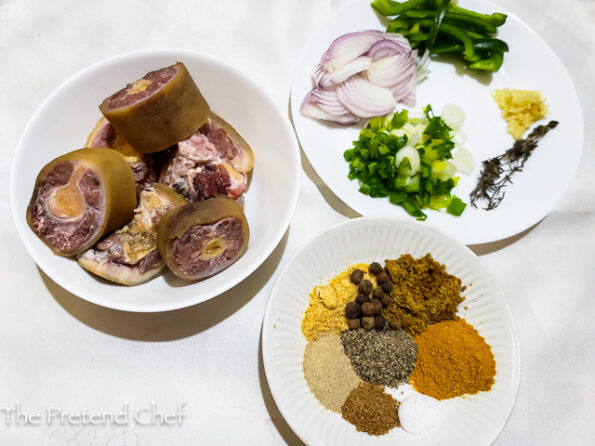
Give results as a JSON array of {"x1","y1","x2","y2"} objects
[{"x1": 1, "y1": 0, "x2": 594, "y2": 444}]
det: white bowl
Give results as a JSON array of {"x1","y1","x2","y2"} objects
[
  {"x1": 262, "y1": 217, "x2": 520, "y2": 445},
  {"x1": 10, "y1": 48, "x2": 300, "y2": 312}
]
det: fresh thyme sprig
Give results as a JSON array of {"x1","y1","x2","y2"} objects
[{"x1": 470, "y1": 120, "x2": 559, "y2": 210}]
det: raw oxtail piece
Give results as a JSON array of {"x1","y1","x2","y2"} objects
[
  {"x1": 99, "y1": 62, "x2": 210, "y2": 154},
  {"x1": 78, "y1": 184, "x2": 187, "y2": 285},
  {"x1": 159, "y1": 126, "x2": 248, "y2": 202},
  {"x1": 157, "y1": 197, "x2": 249, "y2": 281},
  {"x1": 199, "y1": 112, "x2": 255, "y2": 174},
  {"x1": 85, "y1": 117, "x2": 158, "y2": 196},
  {"x1": 26, "y1": 148, "x2": 137, "y2": 256}
]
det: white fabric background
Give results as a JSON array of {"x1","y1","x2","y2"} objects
[{"x1": 1, "y1": 0, "x2": 594, "y2": 444}]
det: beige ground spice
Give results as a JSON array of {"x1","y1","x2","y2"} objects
[
  {"x1": 341, "y1": 382, "x2": 399, "y2": 436},
  {"x1": 302, "y1": 333, "x2": 362, "y2": 413},
  {"x1": 301, "y1": 263, "x2": 375, "y2": 341},
  {"x1": 382, "y1": 253, "x2": 464, "y2": 336}
]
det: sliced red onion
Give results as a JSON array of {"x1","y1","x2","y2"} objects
[
  {"x1": 389, "y1": 73, "x2": 417, "y2": 106},
  {"x1": 300, "y1": 88, "x2": 360, "y2": 125},
  {"x1": 366, "y1": 37, "x2": 410, "y2": 60},
  {"x1": 301, "y1": 30, "x2": 419, "y2": 124},
  {"x1": 313, "y1": 56, "x2": 373, "y2": 89},
  {"x1": 416, "y1": 49, "x2": 431, "y2": 83},
  {"x1": 336, "y1": 75, "x2": 397, "y2": 118},
  {"x1": 320, "y1": 30, "x2": 385, "y2": 71},
  {"x1": 366, "y1": 54, "x2": 416, "y2": 87}
]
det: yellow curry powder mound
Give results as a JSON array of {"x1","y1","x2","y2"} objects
[
  {"x1": 301, "y1": 263, "x2": 374, "y2": 341},
  {"x1": 410, "y1": 319, "x2": 496, "y2": 400},
  {"x1": 382, "y1": 253, "x2": 463, "y2": 336},
  {"x1": 492, "y1": 88, "x2": 548, "y2": 140}
]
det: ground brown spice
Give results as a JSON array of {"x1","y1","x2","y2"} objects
[
  {"x1": 302, "y1": 333, "x2": 362, "y2": 413},
  {"x1": 382, "y1": 253, "x2": 464, "y2": 336},
  {"x1": 341, "y1": 382, "x2": 399, "y2": 436},
  {"x1": 410, "y1": 319, "x2": 496, "y2": 400},
  {"x1": 301, "y1": 263, "x2": 375, "y2": 341}
]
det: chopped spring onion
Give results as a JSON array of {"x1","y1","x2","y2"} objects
[{"x1": 344, "y1": 104, "x2": 473, "y2": 219}]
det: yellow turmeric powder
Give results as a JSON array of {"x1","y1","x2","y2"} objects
[
  {"x1": 410, "y1": 319, "x2": 496, "y2": 400},
  {"x1": 301, "y1": 263, "x2": 374, "y2": 341}
]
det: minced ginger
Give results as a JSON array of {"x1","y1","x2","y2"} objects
[
  {"x1": 492, "y1": 88, "x2": 548, "y2": 140},
  {"x1": 301, "y1": 263, "x2": 375, "y2": 341}
]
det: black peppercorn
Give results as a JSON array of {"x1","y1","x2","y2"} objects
[
  {"x1": 376, "y1": 271, "x2": 390, "y2": 284},
  {"x1": 355, "y1": 293, "x2": 371, "y2": 305},
  {"x1": 374, "y1": 315, "x2": 386, "y2": 330},
  {"x1": 347, "y1": 318, "x2": 361, "y2": 330},
  {"x1": 358, "y1": 279, "x2": 373, "y2": 295},
  {"x1": 372, "y1": 287, "x2": 384, "y2": 299},
  {"x1": 368, "y1": 262, "x2": 382, "y2": 275},
  {"x1": 370, "y1": 298, "x2": 382, "y2": 314},
  {"x1": 361, "y1": 316, "x2": 375, "y2": 330},
  {"x1": 350, "y1": 269, "x2": 364, "y2": 285},
  {"x1": 345, "y1": 301, "x2": 361, "y2": 319},
  {"x1": 381, "y1": 281, "x2": 393, "y2": 293},
  {"x1": 361, "y1": 302, "x2": 375, "y2": 316},
  {"x1": 389, "y1": 320, "x2": 403, "y2": 330},
  {"x1": 381, "y1": 294, "x2": 392, "y2": 307}
]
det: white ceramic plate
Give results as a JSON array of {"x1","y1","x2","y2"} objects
[
  {"x1": 290, "y1": 0, "x2": 583, "y2": 245},
  {"x1": 10, "y1": 48, "x2": 300, "y2": 312},
  {"x1": 262, "y1": 217, "x2": 520, "y2": 445}
]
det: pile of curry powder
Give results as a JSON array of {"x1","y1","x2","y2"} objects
[{"x1": 381, "y1": 253, "x2": 464, "y2": 336}]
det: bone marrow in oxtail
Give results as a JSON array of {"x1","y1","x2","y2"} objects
[
  {"x1": 26, "y1": 148, "x2": 137, "y2": 256},
  {"x1": 157, "y1": 197, "x2": 249, "y2": 280},
  {"x1": 78, "y1": 184, "x2": 187, "y2": 285},
  {"x1": 99, "y1": 62, "x2": 210, "y2": 154},
  {"x1": 86, "y1": 117, "x2": 158, "y2": 196}
]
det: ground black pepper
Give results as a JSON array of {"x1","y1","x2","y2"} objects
[{"x1": 340, "y1": 328, "x2": 417, "y2": 388}]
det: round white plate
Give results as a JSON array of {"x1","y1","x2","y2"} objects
[
  {"x1": 10, "y1": 48, "x2": 300, "y2": 312},
  {"x1": 290, "y1": 0, "x2": 583, "y2": 245},
  {"x1": 262, "y1": 217, "x2": 520, "y2": 445}
]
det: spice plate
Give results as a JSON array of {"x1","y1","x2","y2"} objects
[
  {"x1": 262, "y1": 217, "x2": 520, "y2": 445},
  {"x1": 290, "y1": 0, "x2": 583, "y2": 245}
]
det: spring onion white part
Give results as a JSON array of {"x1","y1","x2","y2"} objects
[
  {"x1": 301, "y1": 29, "x2": 419, "y2": 125},
  {"x1": 452, "y1": 147, "x2": 475, "y2": 175},
  {"x1": 396, "y1": 146, "x2": 421, "y2": 175},
  {"x1": 441, "y1": 104, "x2": 465, "y2": 131}
]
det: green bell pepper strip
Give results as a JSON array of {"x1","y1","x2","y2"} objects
[
  {"x1": 432, "y1": 38, "x2": 509, "y2": 55},
  {"x1": 473, "y1": 38, "x2": 509, "y2": 53},
  {"x1": 403, "y1": 10, "x2": 497, "y2": 34},
  {"x1": 468, "y1": 51, "x2": 504, "y2": 71},
  {"x1": 427, "y1": 0, "x2": 451, "y2": 48},
  {"x1": 414, "y1": 20, "x2": 477, "y2": 61},
  {"x1": 371, "y1": 0, "x2": 429, "y2": 16},
  {"x1": 448, "y1": 4, "x2": 507, "y2": 26}
]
